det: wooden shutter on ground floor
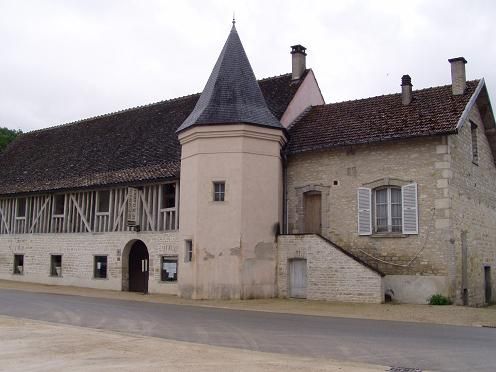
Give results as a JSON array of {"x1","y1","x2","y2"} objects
[{"x1": 357, "y1": 187, "x2": 372, "y2": 235}]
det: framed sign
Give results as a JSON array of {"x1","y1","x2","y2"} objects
[{"x1": 127, "y1": 187, "x2": 139, "y2": 226}]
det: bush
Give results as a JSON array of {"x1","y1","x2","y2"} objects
[{"x1": 428, "y1": 294, "x2": 452, "y2": 305}]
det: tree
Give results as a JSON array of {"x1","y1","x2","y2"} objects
[{"x1": 0, "y1": 127, "x2": 22, "y2": 152}]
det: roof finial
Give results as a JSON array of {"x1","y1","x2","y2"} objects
[{"x1": 232, "y1": 12, "x2": 236, "y2": 26}]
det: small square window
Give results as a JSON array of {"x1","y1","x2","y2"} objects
[
  {"x1": 185, "y1": 240, "x2": 193, "y2": 262},
  {"x1": 53, "y1": 195, "x2": 65, "y2": 216},
  {"x1": 94, "y1": 255, "x2": 107, "y2": 279},
  {"x1": 16, "y1": 198, "x2": 27, "y2": 218},
  {"x1": 13, "y1": 254, "x2": 24, "y2": 275},
  {"x1": 161, "y1": 257, "x2": 178, "y2": 282},
  {"x1": 213, "y1": 182, "x2": 225, "y2": 202},
  {"x1": 97, "y1": 191, "x2": 110, "y2": 214},
  {"x1": 162, "y1": 183, "x2": 176, "y2": 209},
  {"x1": 50, "y1": 255, "x2": 62, "y2": 277}
]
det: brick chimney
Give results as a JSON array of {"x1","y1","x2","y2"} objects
[
  {"x1": 401, "y1": 75, "x2": 413, "y2": 105},
  {"x1": 291, "y1": 44, "x2": 307, "y2": 80},
  {"x1": 448, "y1": 57, "x2": 467, "y2": 95}
]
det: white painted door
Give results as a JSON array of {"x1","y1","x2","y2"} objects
[{"x1": 289, "y1": 259, "x2": 307, "y2": 299}]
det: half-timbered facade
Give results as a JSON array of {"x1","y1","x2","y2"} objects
[{"x1": 1, "y1": 25, "x2": 495, "y2": 306}]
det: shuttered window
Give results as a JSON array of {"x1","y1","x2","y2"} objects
[
  {"x1": 357, "y1": 183, "x2": 418, "y2": 235},
  {"x1": 402, "y1": 183, "x2": 418, "y2": 234},
  {"x1": 357, "y1": 188, "x2": 372, "y2": 235}
]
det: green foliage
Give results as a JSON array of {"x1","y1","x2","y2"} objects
[
  {"x1": 0, "y1": 127, "x2": 22, "y2": 152},
  {"x1": 428, "y1": 294, "x2": 452, "y2": 305}
]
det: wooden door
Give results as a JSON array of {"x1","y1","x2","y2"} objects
[
  {"x1": 304, "y1": 192, "x2": 321, "y2": 234},
  {"x1": 289, "y1": 259, "x2": 307, "y2": 299},
  {"x1": 485, "y1": 266, "x2": 492, "y2": 304},
  {"x1": 129, "y1": 241, "x2": 149, "y2": 293}
]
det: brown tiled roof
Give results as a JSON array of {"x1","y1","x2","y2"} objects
[
  {"x1": 287, "y1": 80, "x2": 481, "y2": 154},
  {"x1": 0, "y1": 74, "x2": 304, "y2": 196}
]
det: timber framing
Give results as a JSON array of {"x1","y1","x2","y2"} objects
[{"x1": 0, "y1": 181, "x2": 179, "y2": 235}]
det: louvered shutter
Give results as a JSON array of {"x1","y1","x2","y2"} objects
[
  {"x1": 357, "y1": 188, "x2": 372, "y2": 235},
  {"x1": 402, "y1": 183, "x2": 418, "y2": 234}
]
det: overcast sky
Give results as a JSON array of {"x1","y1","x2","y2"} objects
[{"x1": 1, "y1": 0, "x2": 495, "y2": 132}]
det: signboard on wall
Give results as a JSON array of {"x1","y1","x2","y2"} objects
[{"x1": 127, "y1": 187, "x2": 139, "y2": 226}]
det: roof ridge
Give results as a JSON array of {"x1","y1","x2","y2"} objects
[
  {"x1": 25, "y1": 92, "x2": 201, "y2": 135},
  {"x1": 24, "y1": 72, "x2": 296, "y2": 136},
  {"x1": 319, "y1": 79, "x2": 481, "y2": 107},
  {"x1": 257, "y1": 72, "x2": 292, "y2": 81}
]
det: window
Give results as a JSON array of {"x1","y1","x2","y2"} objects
[
  {"x1": 13, "y1": 254, "x2": 24, "y2": 275},
  {"x1": 374, "y1": 187, "x2": 402, "y2": 233},
  {"x1": 97, "y1": 191, "x2": 110, "y2": 214},
  {"x1": 53, "y1": 194, "x2": 65, "y2": 216},
  {"x1": 161, "y1": 257, "x2": 178, "y2": 282},
  {"x1": 16, "y1": 198, "x2": 27, "y2": 218},
  {"x1": 50, "y1": 255, "x2": 62, "y2": 277},
  {"x1": 94, "y1": 256, "x2": 107, "y2": 279},
  {"x1": 185, "y1": 240, "x2": 193, "y2": 262},
  {"x1": 213, "y1": 182, "x2": 225, "y2": 202},
  {"x1": 358, "y1": 183, "x2": 418, "y2": 236},
  {"x1": 162, "y1": 183, "x2": 176, "y2": 209},
  {"x1": 471, "y1": 122, "x2": 479, "y2": 164}
]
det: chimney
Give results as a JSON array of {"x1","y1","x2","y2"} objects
[
  {"x1": 291, "y1": 44, "x2": 306, "y2": 80},
  {"x1": 448, "y1": 57, "x2": 467, "y2": 95},
  {"x1": 401, "y1": 75, "x2": 413, "y2": 105}
]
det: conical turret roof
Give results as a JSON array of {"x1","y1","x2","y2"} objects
[{"x1": 177, "y1": 24, "x2": 282, "y2": 133}]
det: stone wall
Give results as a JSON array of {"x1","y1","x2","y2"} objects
[
  {"x1": 448, "y1": 104, "x2": 496, "y2": 306},
  {"x1": 0, "y1": 231, "x2": 179, "y2": 294},
  {"x1": 277, "y1": 234, "x2": 383, "y2": 303},
  {"x1": 286, "y1": 137, "x2": 451, "y2": 278}
]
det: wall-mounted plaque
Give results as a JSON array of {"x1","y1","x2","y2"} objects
[{"x1": 127, "y1": 187, "x2": 139, "y2": 226}]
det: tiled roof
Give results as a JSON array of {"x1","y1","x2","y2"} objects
[
  {"x1": 177, "y1": 25, "x2": 281, "y2": 133},
  {"x1": 0, "y1": 74, "x2": 303, "y2": 196},
  {"x1": 287, "y1": 80, "x2": 481, "y2": 154}
]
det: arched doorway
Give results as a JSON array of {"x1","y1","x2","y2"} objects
[{"x1": 127, "y1": 240, "x2": 149, "y2": 293}]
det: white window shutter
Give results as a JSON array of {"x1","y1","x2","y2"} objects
[
  {"x1": 402, "y1": 183, "x2": 418, "y2": 234},
  {"x1": 357, "y1": 188, "x2": 372, "y2": 235}
]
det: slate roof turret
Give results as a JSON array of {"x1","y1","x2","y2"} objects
[{"x1": 177, "y1": 24, "x2": 282, "y2": 133}]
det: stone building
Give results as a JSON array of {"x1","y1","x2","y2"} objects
[{"x1": 0, "y1": 24, "x2": 495, "y2": 306}]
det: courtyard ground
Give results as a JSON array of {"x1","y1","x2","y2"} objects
[
  {"x1": 0, "y1": 315, "x2": 388, "y2": 372},
  {"x1": 0, "y1": 279, "x2": 494, "y2": 327}
]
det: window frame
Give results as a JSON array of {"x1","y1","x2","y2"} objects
[
  {"x1": 96, "y1": 190, "x2": 111, "y2": 215},
  {"x1": 160, "y1": 256, "x2": 178, "y2": 282},
  {"x1": 184, "y1": 240, "x2": 193, "y2": 262},
  {"x1": 15, "y1": 198, "x2": 27, "y2": 220},
  {"x1": 373, "y1": 186, "x2": 403, "y2": 234},
  {"x1": 160, "y1": 182, "x2": 177, "y2": 211},
  {"x1": 471, "y1": 121, "x2": 479, "y2": 165},
  {"x1": 50, "y1": 254, "x2": 63, "y2": 277},
  {"x1": 13, "y1": 254, "x2": 24, "y2": 275},
  {"x1": 213, "y1": 181, "x2": 225, "y2": 202},
  {"x1": 93, "y1": 255, "x2": 108, "y2": 279},
  {"x1": 52, "y1": 194, "x2": 66, "y2": 217}
]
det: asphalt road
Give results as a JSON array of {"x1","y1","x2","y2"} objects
[{"x1": 0, "y1": 289, "x2": 495, "y2": 371}]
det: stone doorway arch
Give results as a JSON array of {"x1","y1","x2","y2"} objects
[{"x1": 122, "y1": 239, "x2": 149, "y2": 293}]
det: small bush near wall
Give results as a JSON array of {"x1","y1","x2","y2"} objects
[{"x1": 428, "y1": 294, "x2": 452, "y2": 305}]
